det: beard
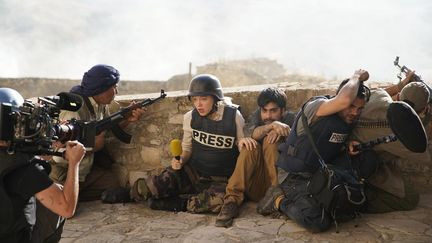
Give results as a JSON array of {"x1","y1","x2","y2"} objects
[{"x1": 263, "y1": 119, "x2": 275, "y2": 125}]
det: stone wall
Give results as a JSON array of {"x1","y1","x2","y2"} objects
[
  {"x1": 0, "y1": 58, "x2": 330, "y2": 98},
  {"x1": 0, "y1": 77, "x2": 165, "y2": 98},
  {"x1": 103, "y1": 83, "x2": 431, "y2": 190}
]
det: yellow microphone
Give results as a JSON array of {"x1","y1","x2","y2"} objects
[{"x1": 169, "y1": 139, "x2": 182, "y2": 161}]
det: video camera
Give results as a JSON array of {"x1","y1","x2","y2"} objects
[
  {"x1": 0, "y1": 92, "x2": 94, "y2": 156},
  {"x1": 0, "y1": 89, "x2": 167, "y2": 157}
]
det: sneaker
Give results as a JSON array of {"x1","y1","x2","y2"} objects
[
  {"x1": 215, "y1": 202, "x2": 239, "y2": 227},
  {"x1": 257, "y1": 185, "x2": 284, "y2": 215},
  {"x1": 148, "y1": 197, "x2": 187, "y2": 212}
]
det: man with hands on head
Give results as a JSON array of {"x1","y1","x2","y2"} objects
[{"x1": 257, "y1": 70, "x2": 371, "y2": 232}]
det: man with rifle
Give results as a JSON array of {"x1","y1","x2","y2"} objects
[
  {"x1": 50, "y1": 64, "x2": 146, "y2": 203},
  {"x1": 351, "y1": 61, "x2": 431, "y2": 213}
]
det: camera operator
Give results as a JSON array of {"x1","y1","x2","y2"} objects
[
  {"x1": 51, "y1": 64, "x2": 145, "y2": 203},
  {"x1": 0, "y1": 88, "x2": 86, "y2": 243}
]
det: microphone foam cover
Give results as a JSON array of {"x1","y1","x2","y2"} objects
[{"x1": 169, "y1": 139, "x2": 182, "y2": 157}]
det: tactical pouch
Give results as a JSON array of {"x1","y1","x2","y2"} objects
[{"x1": 307, "y1": 166, "x2": 366, "y2": 218}]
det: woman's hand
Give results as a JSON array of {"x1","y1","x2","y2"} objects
[{"x1": 238, "y1": 137, "x2": 258, "y2": 151}]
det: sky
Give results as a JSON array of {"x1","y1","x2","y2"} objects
[{"x1": 0, "y1": 0, "x2": 431, "y2": 83}]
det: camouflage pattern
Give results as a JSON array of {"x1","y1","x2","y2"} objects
[
  {"x1": 145, "y1": 167, "x2": 194, "y2": 199},
  {"x1": 132, "y1": 164, "x2": 228, "y2": 214},
  {"x1": 187, "y1": 182, "x2": 226, "y2": 213}
]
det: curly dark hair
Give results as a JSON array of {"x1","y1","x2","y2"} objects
[{"x1": 257, "y1": 87, "x2": 287, "y2": 108}]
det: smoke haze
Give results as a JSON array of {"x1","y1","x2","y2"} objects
[{"x1": 1, "y1": 0, "x2": 431, "y2": 82}]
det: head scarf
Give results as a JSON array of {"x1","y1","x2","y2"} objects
[{"x1": 70, "y1": 64, "x2": 120, "y2": 96}]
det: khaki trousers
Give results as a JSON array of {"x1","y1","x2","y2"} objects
[{"x1": 224, "y1": 140, "x2": 280, "y2": 205}]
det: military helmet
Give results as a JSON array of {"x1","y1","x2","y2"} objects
[
  {"x1": 188, "y1": 74, "x2": 224, "y2": 100},
  {"x1": 0, "y1": 88, "x2": 24, "y2": 111}
]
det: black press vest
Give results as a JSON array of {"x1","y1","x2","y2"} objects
[
  {"x1": 277, "y1": 98, "x2": 352, "y2": 173},
  {"x1": 190, "y1": 105, "x2": 239, "y2": 177}
]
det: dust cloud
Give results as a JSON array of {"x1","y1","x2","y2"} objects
[{"x1": 1, "y1": 0, "x2": 431, "y2": 83}]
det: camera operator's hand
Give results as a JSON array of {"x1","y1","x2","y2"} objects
[
  {"x1": 64, "y1": 141, "x2": 86, "y2": 166},
  {"x1": 35, "y1": 140, "x2": 85, "y2": 218}
]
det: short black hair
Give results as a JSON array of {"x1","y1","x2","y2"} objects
[
  {"x1": 257, "y1": 87, "x2": 287, "y2": 108},
  {"x1": 336, "y1": 79, "x2": 371, "y2": 102}
]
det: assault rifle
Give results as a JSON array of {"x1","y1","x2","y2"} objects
[
  {"x1": 95, "y1": 89, "x2": 167, "y2": 143},
  {"x1": 393, "y1": 56, "x2": 432, "y2": 103},
  {"x1": 353, "y1": 101, "x2": 427, "y2": 153},
  {"x1": 53, "y1": 89, "x2": 166, "y2": 151},
  {"x1": 353, "y1": 135, "x2": 397, "y2": 152}
]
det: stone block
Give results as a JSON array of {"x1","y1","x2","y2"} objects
[
  {"x1": 146, "y1": 124, "x2": 159, "y2": 133},
  {"x1": 168, "y1": 114, "x2": 184, "y2": 124},
  {"x1": 140, "y1": 146, "x2": 161, "y2": 166}
]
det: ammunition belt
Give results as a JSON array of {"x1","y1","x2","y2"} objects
[{"x1": 356, "y1": 120, "x2": 389, "y2": 128}]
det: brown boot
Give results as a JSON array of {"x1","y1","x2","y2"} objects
[{"x1": 215, "y1": 202, "x2": 239, "y2": 227}]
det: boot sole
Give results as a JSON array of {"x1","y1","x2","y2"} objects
[{"x1": 215, "y1": 218, "x2": 234, "y2": 228}]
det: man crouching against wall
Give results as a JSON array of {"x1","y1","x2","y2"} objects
[{"x1": 215, "y1": 87, "x2": 294, "y2": 227}]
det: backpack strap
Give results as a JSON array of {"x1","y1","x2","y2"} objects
[{"x1": 300, "y1": 107, "x2": 328, "y2": 170}]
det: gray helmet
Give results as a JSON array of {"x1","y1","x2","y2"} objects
[
  {"x1": 188, "y1": 74, "x2": 224, "y2": 100},
  {"x1": 0, "y1": 88, "x2": 24, "y2": 111}
]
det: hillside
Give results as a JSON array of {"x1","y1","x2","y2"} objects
[{"x1": 0, "y1": 58, "x2": 335, "y2": 98}]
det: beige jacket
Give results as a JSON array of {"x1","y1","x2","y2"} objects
[
  {"x1": 351, "y1": 89, "x2": 431, "y2": 197},
  {"x1": 52, "y1": 97, "x2": 109, "y2": 182}
]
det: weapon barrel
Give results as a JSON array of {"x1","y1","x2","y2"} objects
[
  {"x1": 94, "y1": 90, "x2": 166, "y2": 135},
  {"x1": 353, "y1": 135, "x2": 397, "y2": 152}
]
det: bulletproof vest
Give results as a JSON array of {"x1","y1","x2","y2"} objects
[
  {"x1": 283, "y1": 111, "x2": 296, "y2": 127},
  {"x1": 190, "y1": 105, "x2": 239, "y2": 177},
  {"x1": 0, "y1": 150, "x2": 31, "y2": 236},
  {"x1": 277, "y1": 100, "x2": 352, "y2": 173}
]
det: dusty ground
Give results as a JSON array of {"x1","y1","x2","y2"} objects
[{"x1": 60, "y1": 191, "x2": 432, "y2": 243}]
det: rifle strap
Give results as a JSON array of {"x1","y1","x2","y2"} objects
[
  {"x1": 69, "y1": 92, "x2": 97, "y2": 120},
  {"x1": 81, "y1": 96, "x2": 97, "y2": 120}
]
